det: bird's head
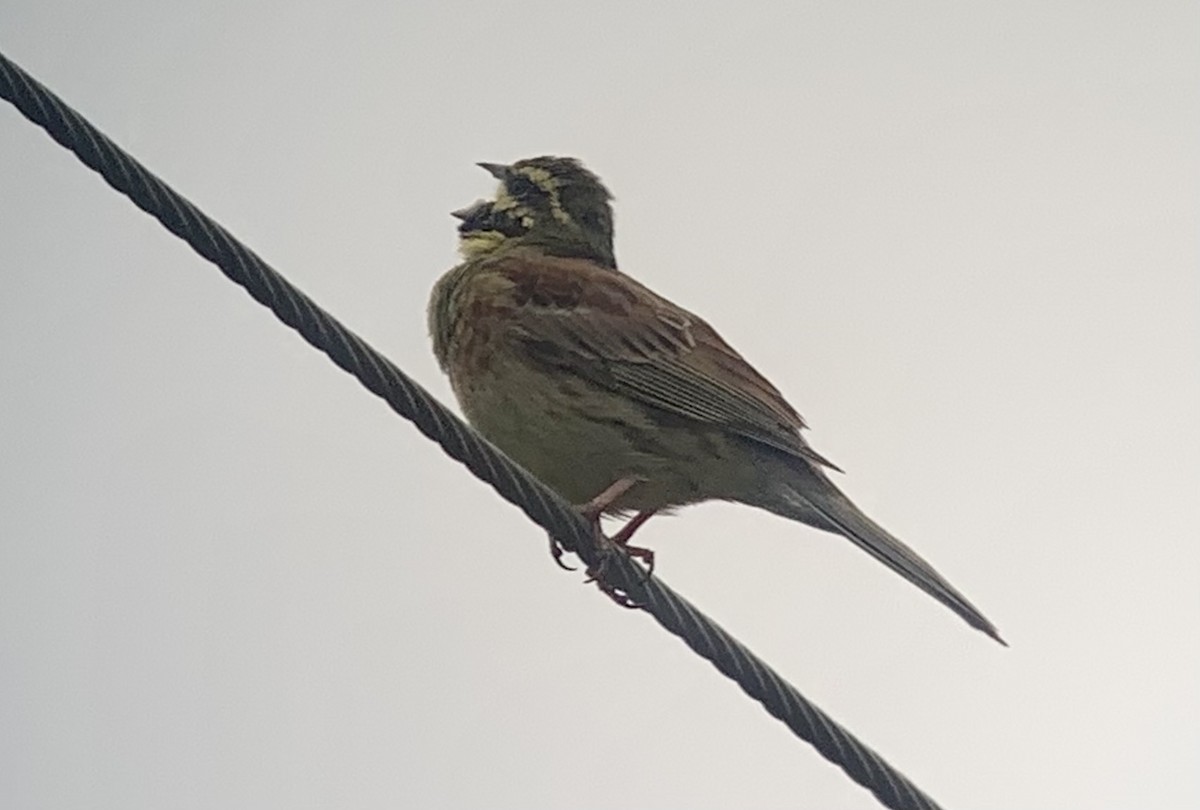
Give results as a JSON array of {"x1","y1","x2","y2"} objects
[{"x1": 453, "y1": 156, "x2": 617, "y2": 269}]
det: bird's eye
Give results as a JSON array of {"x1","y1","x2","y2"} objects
[{"x1": 507, "y1": 175, "x2": 543, "y2": 200}]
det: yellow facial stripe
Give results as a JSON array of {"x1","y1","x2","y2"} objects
[
  {"x1": 457, "y1": 230, "x2": 508, "y2": 259},
  {"x1": 509, "y1": 166, "x2": 573, "y2": 225},
  {"x1": 492, "y1": 181, "x2": 516, "y2": 211},
  {"x1": 519, "y1": 165, "x2": 556, "y2": 189},
  {"x1": 488, "y1": 185, "x2": 537, "y2": 231}
]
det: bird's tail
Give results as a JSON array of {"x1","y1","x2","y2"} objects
[{"x1": 762, "y1": 467, "x2": 1005, "y2": 645}]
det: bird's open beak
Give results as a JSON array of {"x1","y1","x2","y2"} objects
[{"x1": 476, "y1": 162, "x2": 511, "y2": 180}]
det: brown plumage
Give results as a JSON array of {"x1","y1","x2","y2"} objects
[{"x1": 430, "y1": 158, "x2": 1003, "y2": 643}]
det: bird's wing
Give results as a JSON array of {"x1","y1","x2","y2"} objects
[{"x1": 487, "y1": 250, "x2": 839, "y2": 470}]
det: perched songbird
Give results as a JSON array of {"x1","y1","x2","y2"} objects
[{"x1": 429, "y1": 156, "x2": 1003, "y2": 643}]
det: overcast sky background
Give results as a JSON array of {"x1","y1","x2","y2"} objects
[{"x1": 2, "y1": 3, "x2": 1197, "y2": 809}]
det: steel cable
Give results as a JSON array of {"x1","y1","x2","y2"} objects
[{"x1": 1, "y1": 50, "x2": 946, "y2": 810}]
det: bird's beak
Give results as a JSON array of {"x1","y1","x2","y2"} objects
[
  {"x1": 476, "y1": 162, "x2": 511, "y2": 180},
  {"x1": 451, "y1": 199, "x2": 488, "y2": 220}
]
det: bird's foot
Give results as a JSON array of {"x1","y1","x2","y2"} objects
[
  {"x1": 583, "y1": 537, "x2": 646, "y2": 609},
  {"x1": 610, "y1": 510, "x2": 657, "y2": 579},
  {"x1": 585, "y1": 558, "x2": 644, "y2": 609},
  {"x1": 547, "y1": 478, "x2": 658, "y2": 607},
  {"x1": 547, "y1": 476, "x2": 641, "y2": 570},
  {"x1": 546, "y1": 535, "x2": 577, "y2": 571}
]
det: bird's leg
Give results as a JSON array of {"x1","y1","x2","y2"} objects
[
  {"x1": 579, "y1": 512, "x2": 656, "y2": 582},
  {"x1": 610, "y1": 510, "x2": 658, "y2": 577},
  {"x1": 580, "y1": 476, "x2": 641, "y2": 521},
  {"x1": 573, "y1": 478, "x2": 658, "y2": 608},
  {"x1": 546, "y1": 476, "x2": 641, "y2": 572}
]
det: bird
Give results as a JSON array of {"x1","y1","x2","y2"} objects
[{"x1": 429, "y1": 156, "x2": 1003, "y2": 643}]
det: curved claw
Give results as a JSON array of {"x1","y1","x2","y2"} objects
[
  {"x1": 547, "y1": 535, "x2": 577, "y2": 571},
  {"x1": 561, "y1": 482, "x2": 658, "y2": 606},
  {"x1": 585, "y1": 557, "x2": 644, "y2": 609}
]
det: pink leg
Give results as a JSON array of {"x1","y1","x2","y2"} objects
[
  {"x1": 574, "y1": 478, "x2": 656, "y2": 608},
  {"x1": 580, "y1": 477, "x2": 640, "y2": 521},
  {"x1": 610, "y1": 510, "x2": 658, "y2": 576},
  {"x1": 545, "y1": 479, "x2": 662, "y2": 607},
  {"x1": 546, "y1": 477, "x2": 641, "y2": 573}
]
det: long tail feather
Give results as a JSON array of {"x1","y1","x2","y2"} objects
[{"x1": 765, "y1": 468, "x2": 1005, "y2": 644}]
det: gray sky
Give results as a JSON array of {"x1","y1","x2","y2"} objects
[{"x1": 2, "y1": 2, "x2": 1197, "y2": 808}]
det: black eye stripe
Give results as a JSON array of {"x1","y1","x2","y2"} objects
[{"x1": 507, "y1": 174, "x2": 551, "y2": 200}]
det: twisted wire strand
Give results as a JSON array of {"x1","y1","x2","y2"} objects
[{"x1": 1, "y1": 51, "x2": 945, "y2": 810}]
